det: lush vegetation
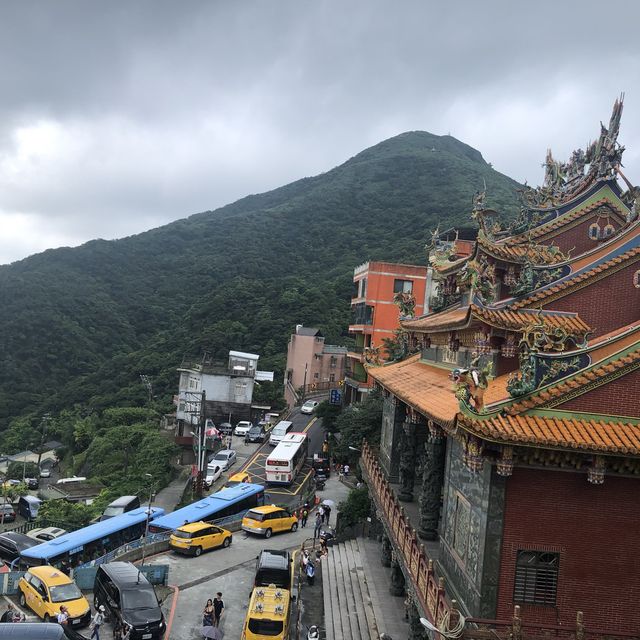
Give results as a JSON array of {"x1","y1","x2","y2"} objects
[
  {"x1": 0, "y1": 131, "x2": 521, "y2": 493},
  {"x1": 336, "y1": 486, "x2": 370, "y2": 533}
]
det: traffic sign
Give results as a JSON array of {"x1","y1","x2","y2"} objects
[{"x1": 330, "y1": 389, "x2": 342, "y2": 405}]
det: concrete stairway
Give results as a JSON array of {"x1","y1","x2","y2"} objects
[{"x1": 321, "y1": 538, "x2": 379, "y2": 640}]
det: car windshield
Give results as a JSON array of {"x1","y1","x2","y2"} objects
[
  {"x1": 49, "y1": 583, "x2": 82, "y2": 603},
  {"x1": 246, "y1": 510, "x2": 265, "y2": 522},
  {"x1": 103, "y1": 507, "x2": 125, "y2": 517},
  {"x1": 248, "y1": 619, "x2": 284, "y2": 635},
  {"x1": 121, "y1": 589, "x2": 159, "y2": 610},
  {"x1": 213, "y1": 453, "x2": 229, "y2": 461}
]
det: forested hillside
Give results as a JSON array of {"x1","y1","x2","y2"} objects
[{"x1": 0, "y1": 131, "x2": 521, "y2": 441}]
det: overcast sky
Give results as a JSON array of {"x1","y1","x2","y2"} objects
[{"x1": 1, "y1": 1, "x2": 639, "y2": 265}]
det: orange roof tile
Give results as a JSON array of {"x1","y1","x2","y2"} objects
[
  {"x1": 367, "y1": 356, "x2": 460, "y2": 426},
  {"x1": 459, "y1": 413, "x2": 640, "y2": 456},
  {"x1": 401, "y1": 307, "x2": 469, "y2": 332}
]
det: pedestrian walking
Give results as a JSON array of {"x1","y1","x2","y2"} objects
[
  {"x1": 344, "y1": 463, "x2": 350, "y2": 476},
  {"x1": 203, "y1": 599, "x2": 215, "y2": 627},
  {"x1": 324, "y1": 505, "x2": 331, "y2": 525},
  {"x1": 318, "y1": 505, "x2": 325, "y2": 523},
  {"x1": 213, "y1": 592, "x2": 225, "y2": 627},
  {"x1": 313, "y1": 512, "x2": 322, "y2": 540},
  {"x1": 89, "y1": 605, "x2": 105, "y2": 640},
  {"x1": 301, "y1": 507, "x2": 308, "y2": 527}
]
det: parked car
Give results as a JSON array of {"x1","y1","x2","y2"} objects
[
  {"x1": 224, "y1": 471, "x2": 251, "y2": 488},
  {"x1": 39, "y1": 467, "x2": 52, "y2": 479},
  {"x1": 18, "y1": 495, "x2": 41, "y2": 521},
  {"x1": 0, "y1": 532, "x2": 39, "y2": 564},
  {"x1": 254, "y1": 549, "x2": 293, "y2": 591},
  {"x1": 24, "y1": 478, "x2": 39, "y2": 490},
  {"x1": 94, "y1": 562, "x2": 166, "y2": 639},
  {"x1": 217, "y1": 422, "x2": 233, "y2": 436},
  {"x1": 100, "y1": 495, "x2": 141, "y2": 521},
  {"x1": 208, "y1": 449, "x2": 237, "y2": 471},
  {"x1": 205, "y1": 464, "x2": 223, "y2": 488},
  {"x1": 169, "y1": 522, "x2": 232, "y2": 556},
  {"x1": 242, "y1": 506, "x2": 298, "y2": 539},
  {"x1": 0, "y1": 503, "x2": 16, "y2": 523},
  {"x1": 300, "y1": 400, "x2": 319, "y2": 414},
  {"x1": 245, "y1": 424, "x2": 266, "y2": 443},
  {"x1": 27, "y1": 527, "x2": 68, "y2": 542},
  {"x1": 234, "y1": 421, "x2": 253, "y2": 437},
  {"x1": 18, "y1": 565, "x2": 91, "y2": 627}
]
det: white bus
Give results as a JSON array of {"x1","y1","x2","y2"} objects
[
  {"x1": 269, "y1": 420, "x2": 294, "y2": 446},
  {"x1": 265, "y1": 433, "x2": 309, "y2": 485}
]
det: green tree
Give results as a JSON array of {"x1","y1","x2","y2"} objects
[
  {"x1": 6, "y1": 462, "x2": 39, "y2": 480},
  {"x1": 336, "y1": 486, "x2": 370, "y2": 533},
  {"x1": 315, "y1": 400, "x2": 343, "y2": 433},
  {"x1": 37, "y1": 499, "x2": 98, "y2": 528},
  {"x1": 333, "y1": 390, "x2": 383, "y2": 463}
]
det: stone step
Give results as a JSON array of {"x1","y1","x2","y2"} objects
[
  {"x1": 342, "y1": 539, "x2": 372, "y2": 640},
  {"x1": 348, "y1": 539, "x2": 380, "y2": 640},
  {"x1": 337, "y1": 540, "x2": 363, "y2": 640},
  {"x1": 321, "y1": 554, "x2": 335, "y2": 640}
]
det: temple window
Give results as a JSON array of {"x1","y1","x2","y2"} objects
[
  {"x1": 514, "y1": 550, "x2": 559, "y2": 606},
  {"x1": 393, "y1": 279, "x2": 413, "y2": 294},
  {"x1": 588, "y1": 222, "x2": 600, "y2": 240}
]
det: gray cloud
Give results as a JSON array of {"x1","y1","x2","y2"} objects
[{"x1": 1, "y1": 0, "x2": 639, "y2": 264}]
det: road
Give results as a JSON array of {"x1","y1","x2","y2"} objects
[
  {"x1": 236, "y1": 407, "x2": 326, "y2": 510},
  {"x1": 150, "y1": 472, "x2": 350, "y2": 639}
]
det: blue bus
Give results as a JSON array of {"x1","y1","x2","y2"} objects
[
  {"x1": 149, "y1": 483, "x2": 265, "y2": 533},
  {"x1": 20, "y1": 506, "x2": 165, "y2": 568}
]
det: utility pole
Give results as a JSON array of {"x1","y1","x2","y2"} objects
[
  {"x1": 138, "y1": 474, "x2": 155, "y2": 581},
  {"x1": 302, "y1": 362, "x2": 308, "y2": 402},
  {"x1": 36, "y1": 413, "x2": 50, "y2": 473},
  {"x1": 196, "y1": 390, "x2": 206, "y2": 498}
]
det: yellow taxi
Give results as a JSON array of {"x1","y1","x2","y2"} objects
[
  {"x1": 169, "y1": 521, "x2": 232, "y2": 556},
  {"x1": 224, "y1": 471, "x2": 251, "y2": 488},
  {"x1": 241, "y1": 505, "x2": 298, "y2": 539},
  {"x1": 242, "y1": 585, "x2": 290, "y2": 640},
  {"x1": 18, "y1": 565, "x2": 91, "y2": 627}
]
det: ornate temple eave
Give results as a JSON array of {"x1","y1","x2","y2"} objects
[
  {"x1": 509, "y1": 241, "x2": 640, "y2": 311},
  {"x1": 457, "y1": 412, "x2": 640, "y2": 458}
]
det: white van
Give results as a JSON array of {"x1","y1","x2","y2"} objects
[
  {"x1": 269, "y1": 420, "x2": 294, "y2": 446},
  {"x1": 55, "y1": 476, "x2": 87, "y2": 485}
]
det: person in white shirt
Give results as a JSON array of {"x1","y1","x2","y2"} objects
[
  {"x1": 90, "y1": 605, "x2": 105, "y2": 639},
  {"x1": 57, "y1": 605, "x2": 69, "y2": 626}
]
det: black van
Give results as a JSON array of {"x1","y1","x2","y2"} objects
[
  {"x1": 94, "y1": 562, "x2": 166, "y2": 639},
  {"x1": 0, "y1": 533, "x2": 39, "y2": 566},
  {"x1": 100, "y1": 495, "x2": 141, "y2": 521},
  {"x1": 255, "y1": 549, "x2": 293, "y2": 591}
]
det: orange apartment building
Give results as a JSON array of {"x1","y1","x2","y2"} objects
[{"x1": 346, "y1": 261, "x2": 430, "y2": 404}]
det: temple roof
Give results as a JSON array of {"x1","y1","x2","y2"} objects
[
  {"x1": 476, "y1": 232, "x2": 567, "y2": 265},
  {"x1": 401, "y1": 303, "x2": 591, "y2": 336},
  {"x1": 458, "y1": 413, "x2": 640, "y2": 456}
]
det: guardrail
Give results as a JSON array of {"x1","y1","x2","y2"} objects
[{"x1": 361, "y1": 441, "x2": 454, "y2": 629}]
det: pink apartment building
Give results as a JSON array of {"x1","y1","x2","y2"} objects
[{"x1": 284, "y1": 325, "x2": 347, "y2": 408}]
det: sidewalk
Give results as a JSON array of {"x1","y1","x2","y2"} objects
[{"x1": 153, "y1": 473, "x2": 188, "y2": 513}]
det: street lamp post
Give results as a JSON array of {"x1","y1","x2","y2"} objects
[{"x1": 139, "y1": 474, "x2": 155, "y2": 573}]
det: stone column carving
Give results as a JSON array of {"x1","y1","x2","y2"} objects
[
  {"x1": 399, "y1": 414, "x2": 419, "y2": 502},
  {"x1": 389, "y1": 555, "x2": 406, "y2": 597},
  {"x1": 381, "y1": 534, "x2": 392, "y2": 567},
  {"x1": 418, "y1": 422, "x2": 446, "y2": 540}
]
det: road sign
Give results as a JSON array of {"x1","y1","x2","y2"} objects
[{"x1": 330, "y1": 389, "x2": 342, "y2": 405}]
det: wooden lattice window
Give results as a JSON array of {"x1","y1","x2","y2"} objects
[{"x1": 514, "y1": 550, "x2": 559, "y2": 606}]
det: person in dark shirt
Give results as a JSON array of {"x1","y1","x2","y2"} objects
[
  {"x1": 213, "y1": 592, "x2": 224, "y2": 627},
  {"x1": 0, "y1": 604, "x2": 15, "y2": 623}
]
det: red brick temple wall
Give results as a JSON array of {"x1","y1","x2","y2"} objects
[
  {"x1": 542, "y1": 260, "x2": 640, "y2": 337},
  {"x1": 555, "y1": 367, "x2": 640, "y2": 418},
  {"x1": 497, "y1": 467, "x2": 640, "y2": 632}
]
